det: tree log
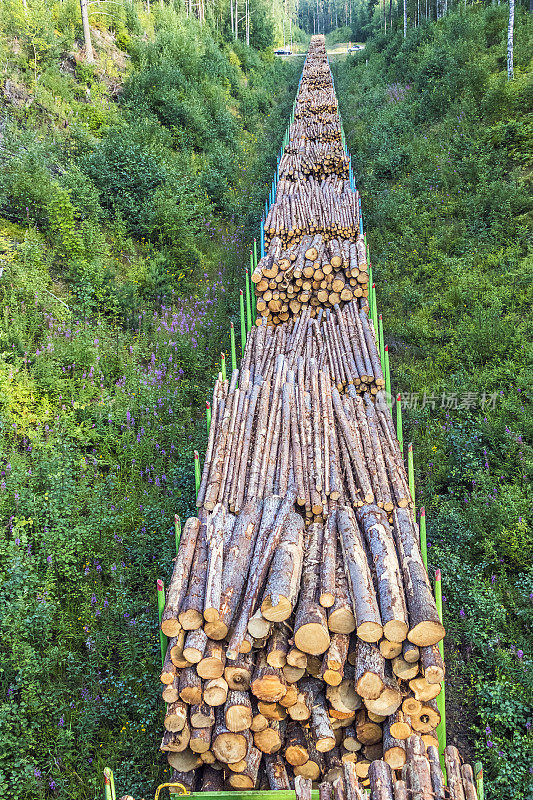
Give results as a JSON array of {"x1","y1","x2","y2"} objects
[
  {"x1": 337, "y1": 506, "x2": 382, "y2": 642},
  {"x1": 162, "y1": 517, "x2": 201, "y2": 636}
]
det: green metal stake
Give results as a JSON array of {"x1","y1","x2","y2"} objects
[
  {"x1": 475, "y1": 762, "x2": 484, "y2": 800},
  {"x1": 194, "y1": 450, "x2": 201, "y2": 498},
  {"x1": 157, "y1": 579, "x2": 167, "y2": 670},
  {"x1": 408, "y1": 442, "x2": 416, "y2": 512},
  {"x1": 378, "y1": 314, "x2": 385, "y2": 369},
  {"x1": 396, "y1": 393, "x2": 403, "y2": 453},
  {"x1": 420, "y1": 506, "x2": 427, "y2": 571},
  {"x1": 206, "y1": 401, "x2": 211, "y2": 437},
  {"x1": 174, "y1": 514, "x2": 181, "y2": 556},
  {"x1": 230, "y1": 322, "x2": 237, "y2": 373},
  {"x1": 384, "y1": 345, "x2": 392, "y2": 413},
  {"x1": 239, "y1": 290, "x2": 246, "y2": 357},
  {"x1": 245, "y1": 267, "x2": 252, "y2": 333},
  {"x1": 249, "y1": 251, "x2": 255, "y2": 325},
  {"x1": 371, "y1": 283, "x2": 378, "y2": 332},
  {"x1": 435, "y1": 568, "x2": 447, "y2": 765},
  {"x1": 103, "y1": 768, "x2": 114, "y2": 800},
  {"x1": 221, "y1": 352, "x2": 226, "y2": 382}
]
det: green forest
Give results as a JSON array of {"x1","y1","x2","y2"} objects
[{"x1": 0, "y1": 0, "x2": 531, "y2": 798}]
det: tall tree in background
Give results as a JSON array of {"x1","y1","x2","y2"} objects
[
  {"x1": 507, "y1": 0, "x2": 514, "y2": 78},
  {"x1": 80, "y1": 0, "x2": 94, "y2": 62},
  {"x1": 404, "y1": 0, "x2": 407, "y2": 36}
]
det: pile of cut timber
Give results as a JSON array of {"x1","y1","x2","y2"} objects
[
  {"x1": 263, "y1": 178, "x2": 360, "y2": 252},
  {"x1": 165, "y1": 742, "x2": 480, "y2": 799},
  {"x1": 253, "y1": 235, "x2": 368, "y2": 324},
  {"x1": 157, "y1": 33, "x2": 477, "y2": 794},
  {"x1": 255, "y1": 39, "x2": 363, "y2": 324},
  {"x1": 196, "y1": 310, "x2": 398, "y2": 520}
]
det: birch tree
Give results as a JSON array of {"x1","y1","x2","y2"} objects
[
  {"x1": 507, "y1": 0, "x2": 514, "y2": 79},
  {"x1": 80, "y1": 0, "x2": 94, "y2": 63}
]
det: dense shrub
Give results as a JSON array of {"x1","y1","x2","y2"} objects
[{"x1": 0, "y1": 3, "x2": 300, "y2": 797}]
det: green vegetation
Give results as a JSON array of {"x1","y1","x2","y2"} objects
[
  {"x1": 334, "y1": 6, "x2": 532, "y2": 798},
  {"x1": 1, "y1": 0, "x2": 531, "y2": 797},
  {"x1": 0, "y1": 2, "x2": 300, "y2": 798}
]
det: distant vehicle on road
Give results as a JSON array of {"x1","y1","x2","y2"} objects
[
  {"x1": 348, "y1": 44, "x2": 362, "y2": 52},
  {"x1": 274, "y1": 48, "x2": 292, "y2": 55}
]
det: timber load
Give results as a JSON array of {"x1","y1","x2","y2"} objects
[
  {"x1": 166, "y1": 743, "x2": 481, "y2": 799},
  {"x1": 256, "y1": 39, "x2": 361, "y2": 323},
  {"x1": 156, "y1": 34, "x2": 478, "y2": 795},
  {"x1": 252, "y1": 235, "x2": 368, "y2": 323}
]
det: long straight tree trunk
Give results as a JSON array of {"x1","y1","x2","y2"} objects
[
  {"x1": 403, "y1": 0, "x2": 407, "y2": 37},
  {"x1": 80, "y1": 0, "x2": 94, "y2": 62},
  {"x1": 507, "y1": 0, "x2": 515, "y2": 79}
]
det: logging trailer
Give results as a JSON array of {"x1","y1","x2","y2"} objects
[{"x1": 101, "y1": 36, "x2": 487, "y2": 800}]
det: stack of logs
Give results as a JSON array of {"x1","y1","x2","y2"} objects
[
  {"x1": 157, "y1": 33, "x2": 478, "y2": 797},
  {"x1": 165, "y1": 743, "x2": 480, "y2": 799},
  {"x1": 160, "y1": 494, "x2": 445, "y2": 787},
  {"x1": 256, "y1": 38, "x2": 362, "y2": 324},
  {"x1": 196, "y1": 304, "x2": 391, "y2": 521},
  {"x1": 159, "y1": 300, "x2": 445, "y2": 785},
  {"x1": 253, "y1": 235, "x2": 368, "y2": 323},
  {"x1": 263, "y1": 178, "x2": 360, "y2": 253}
]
